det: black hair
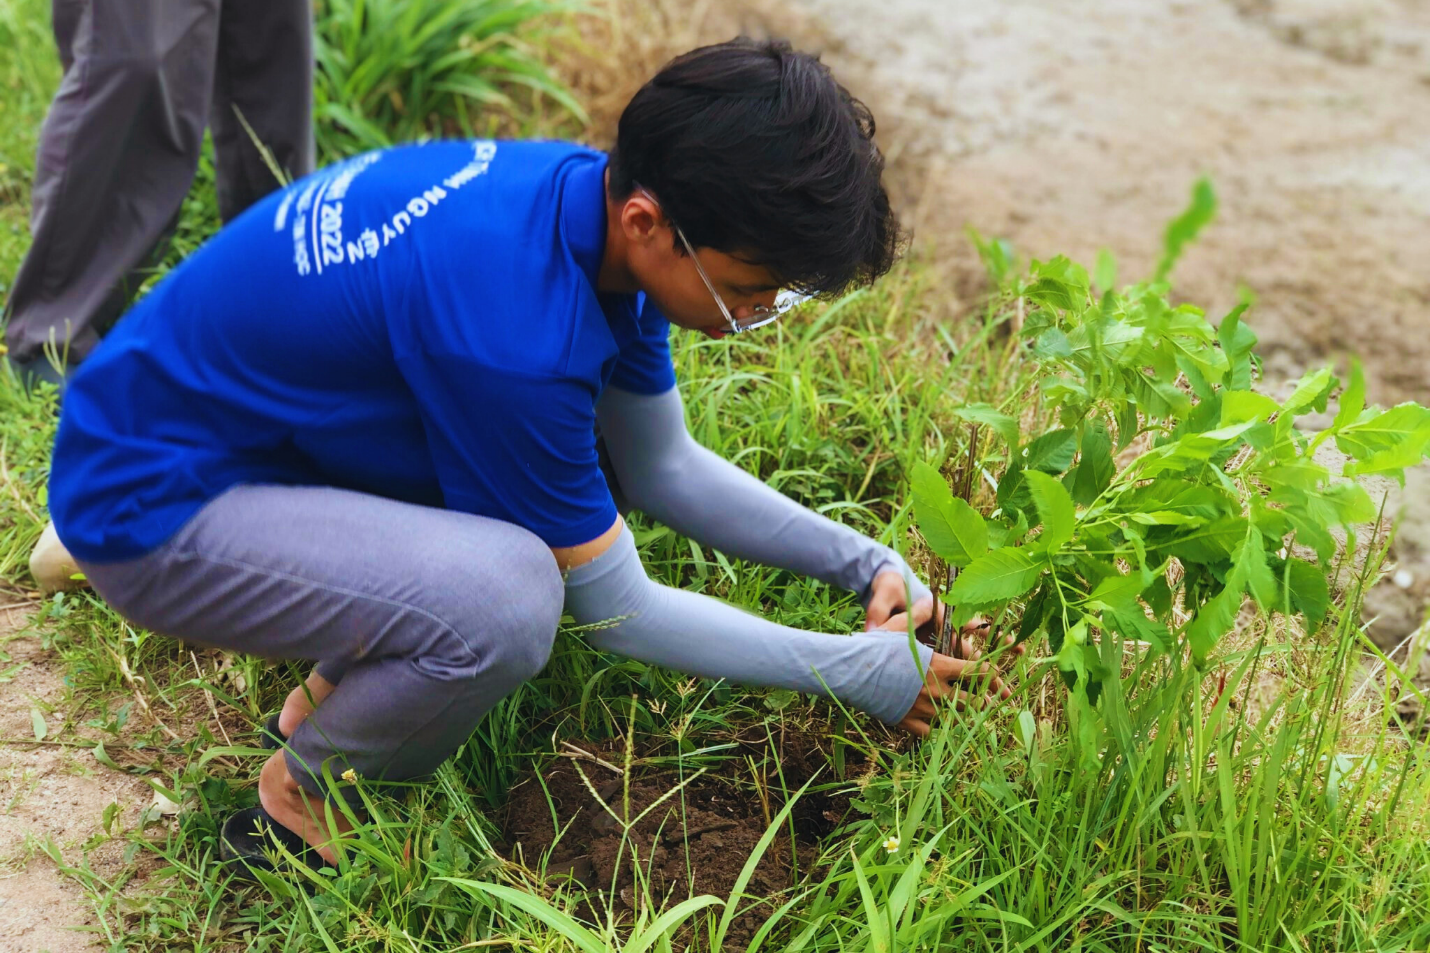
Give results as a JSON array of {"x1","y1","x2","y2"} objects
[{"x1": 608, "y1": 37, "x2": 902, "y2": 297}]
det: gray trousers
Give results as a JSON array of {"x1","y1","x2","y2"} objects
[
  {"x1": 77, "y1": 485, "x2": 565, "y2": 796},
  {"x1": 4, "y1": 0, "x2": 314, "y2": 366}
]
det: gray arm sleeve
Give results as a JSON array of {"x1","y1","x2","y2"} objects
[
  {"x1": 595, "y1": 386, "x2": 932, "y2": 608},
  {"x1": 564, "y1": 525, "x2": 934, "y2": 724}
]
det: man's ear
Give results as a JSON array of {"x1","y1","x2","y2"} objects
[{"x1": 619, "y1": 192, "x2": 665, "y2": 247}]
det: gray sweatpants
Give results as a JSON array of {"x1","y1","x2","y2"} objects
[
  {"x1": 4, "y1": 0, "x2": 314, "y2": 367},
  {"x1": 77, "y1": 485, "x2": 564, "y2": 796}
]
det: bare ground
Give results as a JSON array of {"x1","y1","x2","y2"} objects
[{"x1": 0, "y1": 605, "x2": 150, "y2": 953}]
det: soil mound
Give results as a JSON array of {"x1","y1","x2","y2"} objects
[{"x1": 501, "y1": 731, "x2": 860, "y2": 943}]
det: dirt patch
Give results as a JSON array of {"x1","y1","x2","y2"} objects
[
  {"x1": 501, "y1": 731, "x2": 856, "y2": 944},
  {"x1": 0, "y1": 603, "x2": 154, "y2": 953}
]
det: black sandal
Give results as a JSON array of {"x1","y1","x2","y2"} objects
[
  {"x1": 259, "y1": 713, "x2": 286, "y2": 750},
  {"x1": 219, "y1": 805, "x2": 333, "y2": 873}
]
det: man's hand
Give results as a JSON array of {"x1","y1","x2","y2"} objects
[
  {"x1": 897, "y1": 651, "x2": 1010, "y2": 737},
  {"x1": 865, "y1": 569, "x2": 924, "y2": 631},
  {"x1": 866, "y1": 570, "x2": 1024, "y2": 735},
  {"x1": 868, "y1": 570, "x2": 1023, "y2": 655}
]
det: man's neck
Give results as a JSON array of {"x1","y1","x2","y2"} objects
[{"x1": 596, "y1": 169, "x2": 640, "y2": 295}]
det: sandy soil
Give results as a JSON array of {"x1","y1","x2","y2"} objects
[
  {"x1": 776, "y1": 0, "x2": 1430, "y2": 647},
  {"x1": 0, "y1": 605, "x2": 151, "y2": 953}
]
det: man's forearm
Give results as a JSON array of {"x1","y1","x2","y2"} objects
[
  {"x1": 563, "y1": 525, "x2": 932, "y2": 724},
  {"x1": 596, "y1": 386, "x2": 930, "y2": 606}
]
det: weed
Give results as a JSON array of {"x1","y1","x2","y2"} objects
[{"x1": 313, "y1": 0, "x2": 587, "y2": 161}]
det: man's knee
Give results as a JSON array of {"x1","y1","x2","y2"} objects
[
  {"x1": 441, "y1": 523, "x2": 562, "y2": 684},
  {"x1": 489, "y1": 533, "x2": 563, "y2": 681}
]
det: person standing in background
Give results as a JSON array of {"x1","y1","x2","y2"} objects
[{"x1": 2, "y1": 0, "x2": 314, "y2": 388}]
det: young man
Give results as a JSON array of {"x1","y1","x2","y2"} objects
[{"x1": 48, "y1": 38, "x2": 1006, "y2": 867}]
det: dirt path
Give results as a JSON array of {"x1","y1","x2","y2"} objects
[
  {"x1": 0, "y1": 605, "x2": 150, "y2": 953},
  {"x1": 778, "y1": 0, "x2": 1430, "y2": 645}
]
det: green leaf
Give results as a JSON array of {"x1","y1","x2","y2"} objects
[
  {"x1": 763, "y1": 689, "x2": 798, "y2": 712},
  {"x1": 1022, "y1": 429, "x2": 1078, "y2": 475},
  {"x1": 626, "y1": 896, "x2": 725, "y2": 953},
  {"x1": 1086, "y1": 569, "x2": 1151, "y2": 611},
  {"x1": 1156, "y1": 177, "x2": 1217, "y2": 282},
  {"x1": 1127, "y1": 370, "x2": 1193, "y2": 422},
  {"x1": 1185, "y1": 585, "x2": 1241, "y2": 662},
  {"x1": 987, "y1": 510, "x2": 1029, "y2": 550},
  {"x1": 31, "y1": 707, "x2": 47, "y2": 742},
  {"x1": 1068, "y1": 422, "x2": 1114, "y2": 506},
  {"x1": 1283, "y1": 559, "x2": 1329, "y2": 631},
  {"x1": 1125, "y1": 481, "x2": 1233, "y2": 520},
  {"x1": 1258, "y1": 454, "x2": 1324, "y2": 488},
  {"x1": 1319, "y1": 482, "x2": 1379, "y2": 525},
  {"x1": 1283, "y1": 367, "x2": 1336, "y2": 416},
  {"x1": 1115, "y1": 400, "x2": 1141, "y2": 449},
  {"x1": 443, "y1": 880, "x2": 607, "y2": 953},
  {"x1": 950, "y1": 549, "x2": 1043, "y2": 605},
  {"x1": 1067, "y1": 684, "x2": 1103, "y2": 767},
  {"x1": 911, "y1": 461, "x2": 988, "y2": 567},
  {"x1": 1128, "y1": 510, "x2": 1200, "y2": 526},
  {"x1": 93, "y1": 742, "x2": 122, "y2": 771},
  {"x1": 1137, "y1": 421, "x2": 1257, "y2": 477},
  {"x1": 1220, "y1": 390, "x2": 1281, "y2": 426},
  {"x1": 1228, "y1": 527, "x2": 1277, "y2": 610},
  {"x1": 1104, "y1": 606, "x2": 1173, "y2": 654},
  {"x1": 1336, "y1": 404, "x2": 1430, "y2": 458},
  {"x1": 1024, "y1": 471, "x2": 1076, "y2": 550},
  {"x1": 1034, "y1": 328, "x2": 1073, "y2": 360},
  {"x1": 1163, "y1": 315, "x2": 1229, "y2": 388},
  {"x1": 1332, "y1": 359, "x2": 1365, "y2": 432},
  {"x1": 997, "y1": 461, "x2": 1030, "y2": 518},
  {"x1": 849, "y1": 848, "x2": 889, "y2": 952},
  {"x1": 1017, "y1": 585, "x2": 1052, "y2": 645},
  {"x1": 1175, "y1": 353, "x2": 1216, "y2": 402},
  {"x1": 1068, "y1": 319, "x2": 1146, "y2": 368},
  {"x1": 1284, "y1": 508, "x2": 1338, "y2": 564},
  {"x1": 1024, "y1": 257, "x2": 1088, "y2": 312},
  {"x1": 966, "y1": 226, "x2": 1016, "y2": 286},
  {"x1": 1025, "y1": 277, "x2": 1076, "y2": 312},
  {"x1": 955, "y1": 404, "x2": 1020, "y2": 451},
  {"x1": 1274, "y1": 482, "x2": 1380, "y2": 537},
  {"x1": 1094, "y1": 248, "x2": 1118, "y2": 295},
  {"x1": 1056, "y1": 620, "x2": 1089, "y2": 679},
  {"x1": 1156, "y1": 515, "x2": 1246, "y2": 564},
  {"x1": 1216, "y1": 301, "x2": 1257, "y2": 391},
  {"x1": 1345, "y1": 428, "x2": 1430, "y2": 483}
]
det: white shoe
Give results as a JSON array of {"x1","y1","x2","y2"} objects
[{"x1": 29, "y1": 521, "x2": 87, "y2": 593}]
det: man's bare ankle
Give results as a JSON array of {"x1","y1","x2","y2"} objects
[{"x1": 258, "y1": 752, "x2": 346, "y2": 863}]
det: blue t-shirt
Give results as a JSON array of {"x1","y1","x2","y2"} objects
[{"x1": 50, "y1": 140, "x2": 677, "y2": 562}]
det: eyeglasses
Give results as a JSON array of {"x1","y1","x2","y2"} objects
[{"x1": 637, "y1": 187, "x2": 807, "y2": 334}]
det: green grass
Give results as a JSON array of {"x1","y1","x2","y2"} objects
[
  {"x1": 0, "y1": 0, "x2": 61, "y2": 302},
  {"x1": 4, "y1": 264, "x2": 1428, "y2": 951},
  {"x1": 1, "y1": 0, "x2": 1428, "y2": 949},
  {"x1": 313, "y1": 0, "x2": 587, "y2": 162}
]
